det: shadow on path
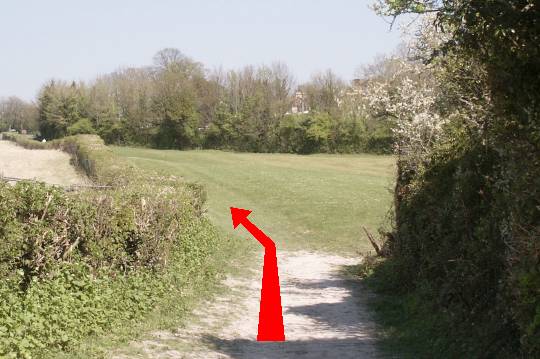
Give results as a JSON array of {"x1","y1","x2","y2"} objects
[
  {"x1": 110, "y1": 253, "x2": 381, "y2": 359},
  {"x1": 197, "y1": 263, "x2": 379, "y2": 358},
  {"x1": 200, "y1": 336, "x2": 377, "y2": 359}
]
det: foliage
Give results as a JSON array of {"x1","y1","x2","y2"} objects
[
  {"x1": 33, "y1": 49, "x2": 395, "y2": 154},
  {"x1": 0, "y1": 135, "x2": 221, "y2": 358},
  {"x1": 0, "y1": 97, "x2": 38, "y2": 133},
  {"x1": 2, "y1": 132, "x2": 55, "y2": 150},
  {"x1": 66, "y1": 118, "x2": 96, "y2": 136},
  {"x1": 38, "y1": 81, "x2": 89, "y2": 140},
  {"x1": 367, "y1": 3, "x2": 540, "y2": 357}
]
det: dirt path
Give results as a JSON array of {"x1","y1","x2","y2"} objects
[
  {"x1": 0, "y1": 141, "x2": 87, "y2": 186},
  {"x1": 112, "y1": 251, "x2": 379, "y2": 358}
]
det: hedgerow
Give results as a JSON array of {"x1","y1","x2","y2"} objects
[
  {"x1": 0, "y1": 134, "x2": 221, "y2": 358},
  {"x1": 1, "y1": 133, "x2": 56, "y2": 150},
  {"x1": 365, "y1": 3, "x2": 540, "y2": 357}
]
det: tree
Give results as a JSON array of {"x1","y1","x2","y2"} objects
[
  {"x1": 209, "y1": 63, "x2": 294, "y2": 152},
  {"x1": 22, "y1": 47, "x2": 395, "y2": 154},
  {"x1": 38, "y1": 80, "x2": 91, "y2": 139},
  {"x1": 97, "y1": 67, "x2": 156, "y2": 144},
  {"x1": 152, "y1": 56, "x2": 200, "y2": 148},
  {"x1": 301, "y1": 70, "x2": 345, "y2": 115},
  {"x1": 67, "y1": 118, "x2": 96, "y2": 135},
  {"x1": 0, "y1": 97, "x2": 38, "y2": 132}
]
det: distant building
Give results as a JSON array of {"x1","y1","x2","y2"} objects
[{"x1": 289, "y1": 90, "x2": 309, "y2": 114}]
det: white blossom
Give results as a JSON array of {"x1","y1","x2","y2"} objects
[{"x1": 361, "y1": 14, "x2": 450, "y2": 169}]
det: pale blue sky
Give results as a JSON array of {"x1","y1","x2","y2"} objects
[{"x1": 0, "y1": 0, "x2": 402, "y2": 101}]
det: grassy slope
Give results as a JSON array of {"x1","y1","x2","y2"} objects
[{"x1": 112, "y1": 148, "x2": 395, "y2": 254}]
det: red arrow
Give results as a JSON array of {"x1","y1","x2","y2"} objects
[{"x1": 230, "y1": 207, "x2": 285, "y2": 341}]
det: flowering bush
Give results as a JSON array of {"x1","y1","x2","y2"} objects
[{"x1": 367, "y1": 4, "x2": 540, "y2": 356}]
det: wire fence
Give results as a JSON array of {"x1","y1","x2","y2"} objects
[{"x1": 0, "y1": 175, "x2": 113, "y2": 191}]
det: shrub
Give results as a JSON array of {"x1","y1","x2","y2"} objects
[
  {"x1": 0, "y1": 134, "x2": 222, "y2": 358},
  {"x1": 1, "y1": 132, "x2": 54, "y2": 150},
  {"x1": 364, "y1": 4, "x2": 540, "y2": 355},
  {"x1": 366, "y1": 133, "x2": 393, "y2": 154},
  {"x1": 371, "y1": 125, "x2": 539, "y2": 356},
  {"x1": 66, "y1": 118, "x2": 96, "y2": 136}
]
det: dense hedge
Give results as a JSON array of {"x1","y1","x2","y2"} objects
[
  {"x1": 202, "y1": 112, "x2": 393, "y2": 154},
  {"x1": 0, "y1": 134, "x2": 221, "y2": 357},
  {"x1": 364, "y1": 1, "x2": 540, "y2": 356},
  {"x1": 1, "y1": 133, "x2": 54, "y2": 150},
  {"x1": 372, "y1": 93, "x2": 540, "y2": 358}
]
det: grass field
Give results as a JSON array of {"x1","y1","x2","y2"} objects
[{"x1": 113, "y1": 148, "x2": 395, "y2": 254}]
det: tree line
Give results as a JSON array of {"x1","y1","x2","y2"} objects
[
  {"x1": 0, "y1": 97, "x2": 38, "y2": 133},
  {"x1": 14, "y1": 48, "x2": 394, "y2": 154}
]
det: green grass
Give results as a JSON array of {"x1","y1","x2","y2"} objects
[
  {"x1": 112, "y1": 148, "x2": 395, "y2": 254},
  {"x1": 63, "y1": 147, "x2": 394, "y2": 357}
]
